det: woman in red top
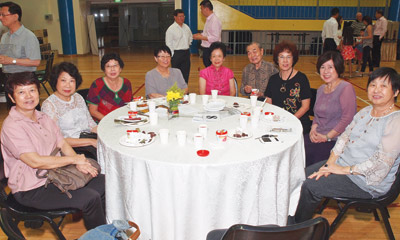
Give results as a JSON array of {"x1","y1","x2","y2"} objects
[{"x1": 87, "y1": 53, "x2": 132, "y2": 121}]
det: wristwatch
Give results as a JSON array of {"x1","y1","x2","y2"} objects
[
  {"x1": 349, "y1": 166, "x2": 354, "y2": 175},
  {"x1": 326, "y1": 135, "x2": 331, "y2": 142},
  {"x1": 12, "y1": 59, "x2": 16, "y2": 64}
]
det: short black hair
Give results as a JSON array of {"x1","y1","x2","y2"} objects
[
  {"x1": 173, "y1": 9, "x2": 184, "y2": 16},
  {"x1": 100, "y1": 53, "x2": 124, "y2": 71},
  {"x1": 200, "y1": 0, "x2": 213, "y2": 11},
  {"x1": 5, "y1": 72, "x2": 40, "y2": 97},
  {"x1": 316, "y1": 51, "x2": 344, "y2": 76},
  {"x1": 362, "y1": 15, "x2": 372, "y2": 25},
  {"x1": 368, "y1": 67, "x2": 400, "y2": 101},
  {"x1": 154, "y1": 45, "x2": 172, "y2": 57},
  {"x1": 331, "y1": 7, "x2": 339, "y2": 16},
  {"x1": 209, "y1": 42, "x2": 226, "y2": 58},
  {"x1": 0, "y1": 1, "x2": 22, "y2": 21},
  {"x1": 50, "y1": 62, "x2": 83, "y2": 91},
  {"x1": 376, "y1": 9, "x2": 384, "y2": 16}
]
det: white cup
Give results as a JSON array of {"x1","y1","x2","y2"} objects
[
  {"x1": 129, "y1": 101, "x2": 137, "y2": 111},
  {"x1": 240, "y1": 115, "x2": 248, "y2": 129},
  {"x1": 253, "y1": 106, "x2": 262, "y2": 117},
  {"x1": 211, "y1": 90, "x2": 218, "y2": 100},
  {"x1": 149, "y1": 112, "x2": 158, "y2": 125},
  {"x1": 202, "y1": 95, "x2": 209, "y2": 105},
  {"x1": 176, "y1": 130, "x2": 187, "y2": 146},
  {"x1": 183, "y1": 94, "x2": 189, "y2": 101},
  {"x1": 198, "y1": 124, "x2": 208, "y2": 138},
  {"x1": 193, "y1": 133, "x2": 204, "y2": 149},
  {"x1": 148, "y1": 101, "x2": 156, "y2": 112},
  {"x1": 250, "y1": 95, "x2": 258, "y2": 107},
  {"x1": 251, "y1": 115, "x2": 259, "y2": 127},
  {"x1": 189, "y1": 93, "x2": 197, "y2": 104},
  {"x1": 159, "y1": 129, "x2": 169, "y2": 144}
]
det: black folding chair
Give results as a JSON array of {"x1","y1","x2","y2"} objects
[
  {"x1": 318, "y1": 164, "x2": 400, "y2": 239},
  {"x1": 35, "y1": 52, "x2": 55, "y2": 96},
  {"x1": 207, "y1": 217, "x2": 330, "y2": 240}
]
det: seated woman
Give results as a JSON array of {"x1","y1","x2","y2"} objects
[
  {"x1": 145, "y1": 45, "x2": 188, "y2": 99},
  {"x1": 199, "y1": 42, "x2": 236, "y2": 96},
  {"x1": 293, "y1": 67, "x2": 400, "y2": 224},
  {"x1": 41, "y1": 62, "x2": 98, "y2": 160},
  {"x1": 87, "y1": 53, "x2": 132, "y2": 121},
  {"x1": 265, "y1": 40, "x2": 312, "y2": 133},
  {"x1": 305, "y1": 51, "x2": 357, "y2": 166},
  {"x1": 1, "y1": 72, "x2": 106, "y2": 230}
]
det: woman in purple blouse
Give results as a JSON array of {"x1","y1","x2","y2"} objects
[{"x1": 305, "y1": 51, "x2": 357, "y2": 166}]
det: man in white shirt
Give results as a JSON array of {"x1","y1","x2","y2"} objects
[
  {"x1": 193, "y1": 0, "x2": 222, "y2": 67},
  {"x1": 165, "y1": 9, "x2": 192, "y2": 84},
  {"x1": 321, "y1": 8, "x2": 340, "y2": 53},
  {"x1": 372, "y1": 9, "x2": 387, "y2": 68}
]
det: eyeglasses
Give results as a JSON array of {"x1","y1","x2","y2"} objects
[
  {"x1": 157, "y1": 55, "x2": 171, "y2": 59},
  {"x1": 278, "y1": 55, "x2": 293, "y2": 60},
  {"x1": 105, "y1": 64, "x2": 120, "y2": 69},
  {"x1": 0, "y1": 13, "x2": 13, "y2": 17}
]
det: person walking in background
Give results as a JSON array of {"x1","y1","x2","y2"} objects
[
  {"x1": 193, "y1": 0, "x2": 222, "y2": 67},
  {"x1": 322, "y1": 8, "x2": 340, "y2": 53},
  {"x1": 359, "y1": 16, "x2": 374, "y2": 75},
  {"x1": 340, "y1": 27, "x2": 355, "y2": 77},
  {"x1": 372, "y1": 9, "x2": 388, "y2": 68},
  {"x1": 165, "y1": 9, "x2": 192, "y2": 84}
]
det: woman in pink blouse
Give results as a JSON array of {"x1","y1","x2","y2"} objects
[{"x1": 199, "y1": 42, "x2": 236, "y2": 96}]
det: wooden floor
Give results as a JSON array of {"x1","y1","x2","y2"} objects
[{"x1": 1, "y1": 47, "x2": 400, "y2": 239}]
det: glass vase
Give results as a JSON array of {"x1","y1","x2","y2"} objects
[{"x1": 168, "y1": 100, "x2": 179, "y2": 118}]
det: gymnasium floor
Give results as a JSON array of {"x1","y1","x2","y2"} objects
[{"x1": 0, "y1": 48, "x2": 399, "y2": 239}]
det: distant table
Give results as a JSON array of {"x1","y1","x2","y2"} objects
[{"x1": 97, "y1": 96, "x2": 305, "y2": 240}]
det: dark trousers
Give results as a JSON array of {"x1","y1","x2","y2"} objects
[
  {"x1": 304, "y1": 133, "x2": 336, "y2": 167},
  {"x1": 202, "y1": 47, "x2": 212, "y2": 67},
  {"x1": 372, "y1": 36, "x2": 383, "y2": 67},
  {"x1": 171, "y1": 49, "x2": 191, "y2": 84},
  {"x1": 13, "y1": 174, "x2": 106, "y2": 230},
  {"x1": 323, "y1": 38, "x2": 337, "y2": 53},
  {"x1": 294, "y1": 161, "x2": 371, "y2": 223},
  {"x1": 361, "y1": 46, "x2": 373, "y2": 72}
]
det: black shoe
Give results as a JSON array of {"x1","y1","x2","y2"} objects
[{"x1": 24, "y1": 219, "x2": 44, "y2": 229}]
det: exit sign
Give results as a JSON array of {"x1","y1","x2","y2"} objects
[{"x1": 114, "y1": 0, "x2": 122, "y2": 2}]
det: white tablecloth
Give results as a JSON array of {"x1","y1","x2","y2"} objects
[{"x1": 97, "y1": 96, "x2": 305, "y2": 240}]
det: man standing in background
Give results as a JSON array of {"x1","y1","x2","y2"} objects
[
  {"x1": 193, "y1": 0, "x2": 222, "y2": 67},
  {"x1": 166, "y1": 9, "x2": 192, "y2": 84},
  {"x1": 372, "y1": 9, "x2": 387, "y2": 68},
  {"x1": 321, "y1": 8, "x2": 340, "y2": 53},
  {"x1": 351, "y1": 12, "x2": 365, "y2": 37}
]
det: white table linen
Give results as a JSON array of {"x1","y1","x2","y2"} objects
[{"x1": 97, "y1": 96, "x2": 305, "y2": 240}]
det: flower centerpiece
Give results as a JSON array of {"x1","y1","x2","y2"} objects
[{"x1": 166, "y1": 82, "x2": 184, "y2": 118}]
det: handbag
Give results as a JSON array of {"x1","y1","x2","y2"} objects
[
  {"x1": 79, "y1": 220, "x2": 140, "y2": 240},
  {"x1": 36, "y1": 148, "x2": 101, "y2": 198},
  {"x1": 79, "y1": 131, "x2": 98, "y2": 139}
]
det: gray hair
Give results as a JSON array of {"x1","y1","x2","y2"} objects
[{"x1": 247, "y1": 42, "x2": 263, "y2": 50}]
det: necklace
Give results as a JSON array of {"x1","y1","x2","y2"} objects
[
  {"x1": 279, "y1": 68, "x2": 294, "y2": 93},
  {"x1": 371, "y1": 103, "x2": 395, "y2": 118}
]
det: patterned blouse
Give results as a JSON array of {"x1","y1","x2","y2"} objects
[{"x1": 199, "y1": 65, "x2": 234, "y2": 96}]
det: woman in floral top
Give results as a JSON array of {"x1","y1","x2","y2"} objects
[
  {"x1": 265, "y1": 40, "x2": 312, "y2": 133},
  {"x1": 199, "y1": 42, "x2": 235, "y2": 96},
  {"x1": 87, "y1": 53, "x2": 132, "y2": 121}
]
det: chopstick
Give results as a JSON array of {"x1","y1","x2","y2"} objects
[{"x1": 261, "y1": 98, "x2": 268, "y2": 108}]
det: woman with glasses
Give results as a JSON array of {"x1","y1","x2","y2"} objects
[
  {"x1": 265, "y1": 40, "x2": 312, "y2": 133},
  {"x1": 87, "y1": 53, "x2": 132, "y2": 121},
  {"x1": 145, "y1": 45, "x2": 188, "y2": 99}
]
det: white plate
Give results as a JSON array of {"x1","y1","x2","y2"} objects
[
  {"x1": 117, "y1": 116, "x2": 149, "y2": 126},
  {"x1": 228, "y1": 128, "x2": 253, "y2": 140},
  {"x1": 204, "y1": 101, "x2": 225, "y2": 111},
  {"x1": 119, "y1": 134, "x2": 155, "y2": 147},
  {"x1": 209, "y1": 98, "x2": 226, "y2": 104}
]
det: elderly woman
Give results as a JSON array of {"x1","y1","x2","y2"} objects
[
  {"x1": 305, "y1": 51, "x2": 357, "y2": 166},
  {"x1": 199, "y1": 42, "x2": 236, "y2": 96},
  {"x1": 145, "y1": 45, "x2": 188, "y2": 99},
  {"x1": 1, "y1": 72, "x2": 106, "y2": 230},
  {"x1": 87, "y1": 53, "x2": 132, "y2": 121},
  {"x1": 41, "y1": 62, "x2": 98, "y2": 160},
  {"x1": 265, "y1": 40, "x2": 312, "y2": 133},
  {"x1": 293, "y1": 67, "x2": 400, "y2": 223}
]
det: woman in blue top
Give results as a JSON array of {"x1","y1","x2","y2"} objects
[{"x1": 293, "y1": 67, "x2": 400, "y2": 223}]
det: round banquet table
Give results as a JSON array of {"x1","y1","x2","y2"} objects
[{"x1": 97, "y1": 96, "x2": 306, "y2": 240}]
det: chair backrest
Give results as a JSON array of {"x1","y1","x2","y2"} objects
[
  {"x1": 221, "y1": 217, "x2": 330, "y2": 240},
  {"x1": 376, "y1": 163, "x2": 400, "y2": 205},
  {"x1": 308, "y1": 88, "x2": 317, "y2": 117},
  {"x1": 42, "y1": 52, "x2": 55, "y2": 83},
  {"x1": 233, "y1": 77, "x2": 238, "y2": 97},
  {"x1": 77, "y1": 88, "x2": 90, "y2": 101}
]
